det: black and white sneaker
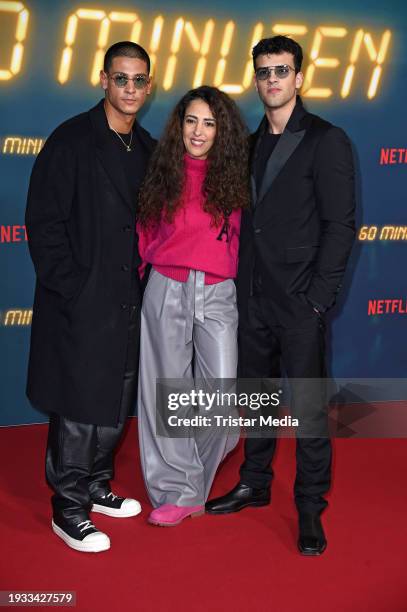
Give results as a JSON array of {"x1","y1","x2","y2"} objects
[
  {"x1": 91, "y1": 492, "x2": 141, "y2": 518},
  {"x1": 52, "y1": 518, "x2": 110, "y2": 553}
]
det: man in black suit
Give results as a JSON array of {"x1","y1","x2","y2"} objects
[
  {"x1": 206, "y1": 36, "x2": 355, "y2": 555},
  {"x1": 26, "y1": 42, "x2": 155, "y2": 552}
]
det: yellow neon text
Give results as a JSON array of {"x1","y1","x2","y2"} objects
[
  {"x1": 58, "y1": 8, "x2": 143, "y2": 85},
  {"x1": 163, "y1": 18, "x2": 215, "y2": 90},
  {"x1": 2, "y1": 136, "x2": 44, "y2": 155},
  {"x1": 0, "y1": 4, "x2": 394, "y2": 99},
  {"x1": 341, "y1": 29, "x2": 391, "y2": 98},
  {"x1": 358, "y1": 226, "x2": 407, "y2": 241},
  {"x1": 303, "y1": 27, "x2": 347, "y2": 98},
  {"x1": 3, "y1": 309, "x2": 32, "y2": 326},
  {"x1": 54, "y1": 11, "x2": 392, "y2": 99},
  {"x1": 0, "y1": 1, "x2": 29, "y2": 80}
]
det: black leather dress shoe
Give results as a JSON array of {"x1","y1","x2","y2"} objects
[
  {"x1": 205, "y1": 483, "x2": 270, "y2": 514},
  {"x1": 297, "y1": 512, "x2": 327, "y2": 555}
]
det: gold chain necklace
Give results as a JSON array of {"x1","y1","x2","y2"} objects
[{"x1": 109, "y1": 124, "x2": 133, "y2": 152}]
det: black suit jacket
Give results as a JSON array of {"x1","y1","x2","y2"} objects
[
  {"x1": 237, "y1": 96, "x2": 356, "y2": 327},
  {"x1": 25, "y1": 99, "x2": 156, "y2": 426}
]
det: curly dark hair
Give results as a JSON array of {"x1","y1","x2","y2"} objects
[
  {"x1": 138, "y1": 86, "x2": 250, "y2": 228},
  {"x1": 252, "y1": 36, "x2": 303, "y2": 73}
]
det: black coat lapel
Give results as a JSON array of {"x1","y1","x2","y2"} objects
[
  {"x1": 257, "y1": 129, "x2": 305, "y2": 204},
  {"x1": 89, "y1": 99, "x2": 151, "y2": 211},
  {"x1": 250, "y1": 174, "x2": 257, "y2": 204},
  {"x1": 249, "y1": 121, "x2": 265, "y2": 205},
  {"x1": 252, "y1": 96, "x2": 307, "y2": 210}
]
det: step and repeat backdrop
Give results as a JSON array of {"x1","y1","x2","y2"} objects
[{"x1": 0, "y1": 0, "x2": 405, "y2": 425}]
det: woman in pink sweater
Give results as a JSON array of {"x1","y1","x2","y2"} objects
[{"x1": 137, "y1": 86, "x2": 249, "y2": 526}]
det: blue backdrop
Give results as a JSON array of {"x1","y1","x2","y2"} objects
[{"x1": 0, "y1": 0, "x2": 406, "y2": 425}]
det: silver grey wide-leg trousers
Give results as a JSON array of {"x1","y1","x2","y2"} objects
[{"x1": 137, "y1": 268, "x2": 239, "y2": 507}]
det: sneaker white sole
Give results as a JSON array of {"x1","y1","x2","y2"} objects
[
  {"x1": 91, "y1": 501, "x2": 142, "y2": 518},
  {"x1": 51, "y1": 520, "x2": 110, "y2": 553}
]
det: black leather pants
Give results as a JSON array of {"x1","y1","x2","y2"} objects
[
  {"x1": 45, "y1": 305, "x2": 140, "y2": 523},
  {"x1": 46, "y1": 414, "x2": 127, "y2": 522}
]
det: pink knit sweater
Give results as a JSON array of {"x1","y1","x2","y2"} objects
[{"x1": 137, "y1": 154, "x2": 241, "y2": 284}]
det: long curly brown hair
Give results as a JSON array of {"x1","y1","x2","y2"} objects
[{"x1": 138, "y1": 86, "x2": 250, "y2": 228}]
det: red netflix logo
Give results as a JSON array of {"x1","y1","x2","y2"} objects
[
  {"x1": 0, "y1": 225, "x2": 28, "y2": 243},
  {"x1": 380, "y1": 148, "x2": 407, "y2": 165},
  {"x1": 368, "y1": 299, "x2": 407, "y2": 315}
]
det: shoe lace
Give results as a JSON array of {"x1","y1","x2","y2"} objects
[
  {"x1": 106, "y1": 492, "x2": 118, "y2": 501},
  {"x1": 77, "y1": 520, "x2": 95, "y2": 532}
]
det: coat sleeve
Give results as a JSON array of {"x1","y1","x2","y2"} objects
[
  {"x1": 306, "y1": 126, "x2": 356, "y2": 310},
  {"x1": 25, "y1": 138, "x2": 86, "y2": 299}
]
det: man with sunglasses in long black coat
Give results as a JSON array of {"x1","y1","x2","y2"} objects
[
  {"x1": 206, "y1": 36, "x2": 356, "y2": 555},
  {"x1": 25, "y1": 42, "x2": 155, "y2": 553}
]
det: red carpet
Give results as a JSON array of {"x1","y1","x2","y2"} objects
[{"x1": 0, "y1": 421, "x2": 406, "y2": 611}]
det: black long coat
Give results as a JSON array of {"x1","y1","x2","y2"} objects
[
  {"x1": 237, "y1": 96, "x2": 356, "y2": 328},
  {"x1": 25, "y1": 100, "x2": 155, "y2": 426}
]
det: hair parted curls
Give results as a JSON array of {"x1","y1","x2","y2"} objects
[{"x1": 138, "y1": 86, "x2": 250, "y2": 229}]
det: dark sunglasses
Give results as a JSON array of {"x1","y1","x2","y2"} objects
[
  {"x1": 255, "y1": 65, "x2": 296, "y2": 80},
  {"x1": 108, "y1": 73, "x2": 150, "y2": 89}
]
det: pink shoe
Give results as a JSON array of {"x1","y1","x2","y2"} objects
[{"x1": 148, "y1": 504, "x2": 205, "y2": 527}]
